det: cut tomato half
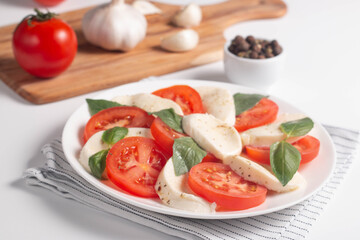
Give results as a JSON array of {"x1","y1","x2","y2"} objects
[
  {"x1": 106, "y1": 137, "x2": 168, "y2": 198},
  {"x1": 188, "y1": 162, "x2": 267, "y2": 211}
]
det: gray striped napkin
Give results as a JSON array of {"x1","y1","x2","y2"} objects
[{"x1": 23, "y1": 125, "x2": 359, "y2": 240}]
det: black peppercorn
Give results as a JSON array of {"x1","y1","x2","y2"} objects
[
  {"x1": 273, "y1": 45, "x2": 282, "y2": 56},
  {"x1": 250, "y1": 51, "x2": 258, "y2": 59},
  {"x1": 246, "y1": 35, "x2": 256, "y2": 45}
]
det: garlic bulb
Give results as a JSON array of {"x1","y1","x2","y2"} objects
[
  {"x1": 82, "y1": 0, "x2": 147, "y2": 51},
  {"x1": 172, "y1": 3, "x2": 202, "y2": 28},
  {"x1": 132, "y1": 0, "x2": 162, "y2": 15},
  {"x1": 161, "y1": 29, "x2": 199, "y2": 52}
]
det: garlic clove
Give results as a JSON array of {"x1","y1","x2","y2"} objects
[
  {"x1": 161, "y1": 29, "x2": 199, "y2": 52},
  {"x1": 132, "y1": 0, "x2": 162, "y2": 15},
  {"x1": 172, "y1": 3, "x2": 202, "y2": 28}
]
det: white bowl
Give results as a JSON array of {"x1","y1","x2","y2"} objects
[{"x1": 223, "y1": 40, "x2": 285, "y2": 91}]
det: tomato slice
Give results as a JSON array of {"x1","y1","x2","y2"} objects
[
  {"x1": 292, "y1": 136, "x2": 320, "y2": 164},
  {"x1": 84, "y1": 106, "x2": 154, "y2": 143},
  {"x1": 106, "y1": 137, "x2": 168, "y2": 198},
  {"x1": 152, "y1": 85, "x2": 205, "y2": 115},
  {"x1": 150, "y1": 117, "x2": 186, "y2": 154},
  {"x1": 202, "y1": 153, "x2": 222, "y2": 163},
  {"x1": 188, "y1": 162, "x2": 267, "y2": 211},
  {"x1": 244, "y1": 146, "x2": 271, "y2": 165},
  {"x1": 245, "y1": 136, "x2": 320, "y2": 165},
  {"x1": 234, "y1": 98, "x2": 279, "y2": 132}
]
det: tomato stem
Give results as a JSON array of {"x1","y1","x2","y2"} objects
[{"x1": 24, "y1": 8, "x2": 58, "y2": 26}]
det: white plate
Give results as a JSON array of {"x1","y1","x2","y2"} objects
[{"x1": 62, "y1": 79, "x2": 336, "y2": 219}]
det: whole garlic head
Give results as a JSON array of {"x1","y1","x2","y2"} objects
[
  {"x1": 172, "y1": 3, "x2": 202, "y2": 28},
  {"x1": 161, "y1": 29, "x2": 199, "y2": 52},
  {"x1": 82, "y1": 0, "x2": 147, "y2": 51}
]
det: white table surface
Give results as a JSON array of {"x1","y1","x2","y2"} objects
[{"x1": 1, "y1": 0, "x2": 359, "y2": 239}]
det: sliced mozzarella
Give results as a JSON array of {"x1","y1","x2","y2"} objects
[
  {"x1": 224, "y1": 154, "x2": 306, "y2": 193},
  {"x1": 79, "y1": 131, "x2": 107, "y2": 174},
  {"x1": 182, "y1": 114, "x2": 242, "y2": 159},
  {"x1": 112, "y1": 93, "x2": 184, "y2": 115},
  {"x1": 240, "y1": 113, "x2": 308, "y2": 146},
  {"x1": 79, "y1": 128, "x2": 152, "y2": 175},
  {"x1": 155, "y1": 158, "x2": 215, "y2": 213},
  {"x1": 195, "y1": 86, "x2": 236, "y2": 126}
]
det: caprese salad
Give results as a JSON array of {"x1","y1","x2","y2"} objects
[{"x1": 78, "y1": 85, "x2": 320, "y2": 213}]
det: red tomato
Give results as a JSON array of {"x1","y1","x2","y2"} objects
[
  {"x1": 292, "y1": 136, "x2": 320, "y2": 164},
  {"x1": 152, "y1": 85, "x2": 205, "y2": 115},
  {"x1": 150, "y1": 117, "x2": 186, "y2": 154},
  {"x1": 245, "y1": 136, "x2": 320, "y2": 165},
  {"x1": 201, "y1": 153, "x2": 222, "y2": 163},
  {"x1": 106, "y1": 137, "x2": 168, "y2": 198},
  {"x1": 188, "y1": 162, "x2": 267, "y2": 211},
  {"x1": 234, "y1": 98, "x2": 279, "y2": 132},
  {"x1": 84, "y1": 106, "x2": 154, "y2": 143},
  {"x1": 12, "y1": 9, "x2": 77, "y2": 78},
  {"x1": 35, "y1": 0, "x2": 65, "y2": 6}
]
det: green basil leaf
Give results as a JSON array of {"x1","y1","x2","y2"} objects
[
  {"x1": 270, "y1": 141, "x2": 301, "y2": 186},
  {"x1": 280, "y1": 117, "x2": 314, "y2": 138},
  {"x1": 102, "y1": 127, "x2": 128, "y2": 145},
  {"x1": 233, "y1": 93, "x2": 267, "y2": 116},
  {"x1": 86, "y1": 99, "x2": 122, "y2": 116},
  {"x1": 151, "y1": 108, "x2": 184, "y2": 133},
  {"x1": 89, "y1": 149, "x2": 108, "y2": 179},
  {"x1": 172, "y1": 137, "x2": 207, "y2": 176}
]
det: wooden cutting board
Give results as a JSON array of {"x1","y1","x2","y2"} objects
[{"x1": 0, "y1": 0, "x2": 286, "y2": 104}]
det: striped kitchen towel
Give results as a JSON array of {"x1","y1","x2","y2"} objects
[{"x1": 23, "y1": 125, "x2": 359, "y2": 240}]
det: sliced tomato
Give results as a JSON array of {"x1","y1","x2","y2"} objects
[
  {"x1": 202, "y1": 153, "x2": 222, "y2": 163},
  {"x1": 150, "y1": 117, "x2": 186, "y2": 154},
  {"x1": 106, "y1": 137, "x2": 168, "y2": 198},
  {"x1": 292, "y1": 136, "x2": 320, "y2": 164},
  {"x1": 152, "y1": 85, "x2": 205, "y2": 115},
  {"x1": 244, "y1": 146, "x2": 271, "y2": 165},
  {"x1": 245, "y1": 135, "x2": 320, "y2": 165},
  {"x1": 188, "y1": 162, "x2": 267, "y2": 211},
  {"x1": 234, "y1": 98, "x2": 279, "y2": 132},
  {"x1": 84, "y1": 106, "x2": 154, "y2": 143}
]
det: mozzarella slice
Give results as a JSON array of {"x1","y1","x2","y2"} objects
[
  {"x1": 240, "y1": 113, "x2": 308, "y2": 146},
  {"x1": 224, "y1": 154, "x2": 306, "y2": 193},
  {"x1": 182, "y1": 114, "x2": 242, "y2": 159},
  {"x1": 155, "y1": 158, "x2": 215, "y2": 213},
  {"x1": 112, "y1": 93, "x2": 184, "y2": 115},
  {"x1": 194, "y1": 86, "x2": 236, "y2": 126},
  {"x1": 79, "y1": 128, "x2": 152, "y2": 175}
]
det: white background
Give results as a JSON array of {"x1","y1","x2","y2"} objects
[{"x1": 1, "y1": 0, "x2": 359, "y2": 239}]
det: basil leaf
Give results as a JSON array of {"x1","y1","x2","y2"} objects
[
  {"x1": 233, "y1": 93, "x2": 267, "y2": 116},
  {"x1": 151, "y1": 108, "x2": 184, "y2": 133},
  {"x1": 280, "y1": 117, "x2": 314, "y2": 138},
  {"x1": 89, "y1": 149, "x2": 108, "y2": 179},
  {"x1": 86, "y1": 99, "x2": 122, "y2": 116},
  {"x1": 102, "y1": 127, "x2": 128, "y2": 145},
  {"x1": 172, "y1": 137, "x2": 207, "y2": 176},
  {"x1": 270, "y1": 141, "x2": 301, "y2": 186}
]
